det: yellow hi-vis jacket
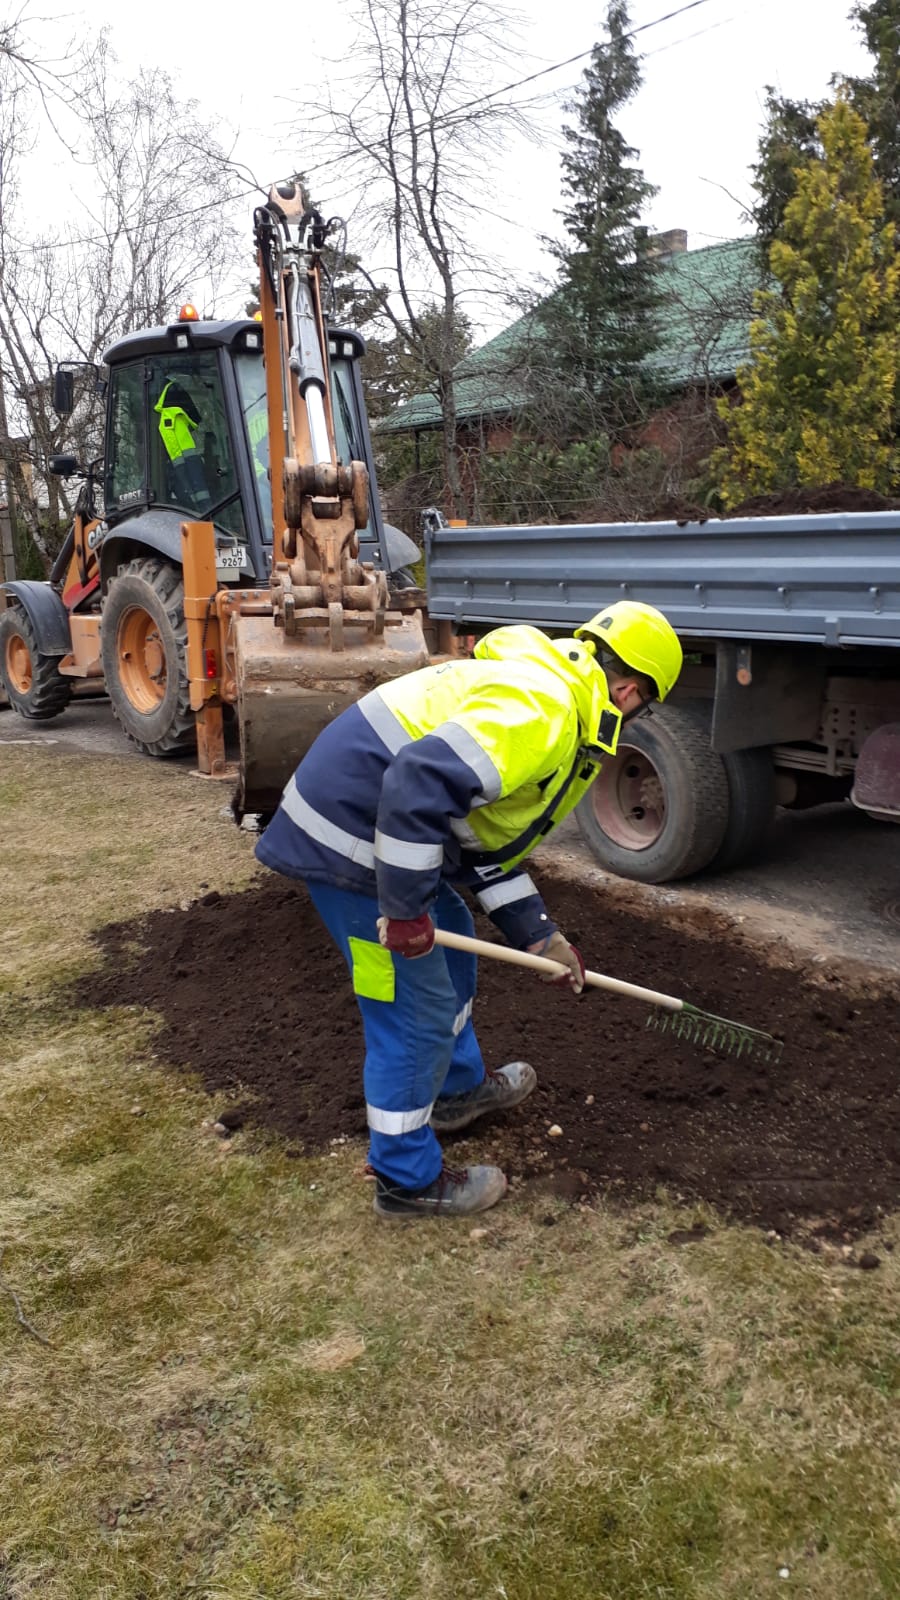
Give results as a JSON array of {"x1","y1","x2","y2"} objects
[
  {"x1": 374, "y1": 624, "x2": 623, "y2": 870},
  {"x1": 256, "y1": 622, "x2": 624, "y2": 949}
]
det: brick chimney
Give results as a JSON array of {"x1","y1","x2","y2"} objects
[{"x1": 648, "y1": 228, "x2": 688, "y2": 258}]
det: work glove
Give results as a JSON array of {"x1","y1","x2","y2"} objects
[
  {"x1": 528, "y1": 930, "x2": 586, "y2": 995},
  {"x1": 376, "y1": 913, "x2": 435, "y2": 960}
]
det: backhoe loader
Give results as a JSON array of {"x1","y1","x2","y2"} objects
[{"x1": 0, "y1": 183, "x2": 430, "y2": 813}]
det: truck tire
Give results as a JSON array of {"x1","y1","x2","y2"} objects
[
  {"x1": 101, "y1": 557, "x2": 195, "y2": 756},
  {"x1": 0, "y1": 603, "x2": 73, "y2": 720},
  {"x1": 663, "y1": 699, "x2": 777, "y2": 872},
  {"x1": 575, "y1": 701, "x2": 730, "y2": 883},
  {"x1": 710, "y1": 743, "x2": 776, "y2": 871}
]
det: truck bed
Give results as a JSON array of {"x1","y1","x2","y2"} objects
[{"x1": 425, "y1": 511, "x2": 900, "y2": 647}]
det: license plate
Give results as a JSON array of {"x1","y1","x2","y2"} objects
[{"x1": 216, "y1": 544, "x2": 249, "y2": 575}]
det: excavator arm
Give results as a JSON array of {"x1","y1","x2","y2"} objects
[{"x1": 221, "y1": 183, "x2": 429, "y2": 814}]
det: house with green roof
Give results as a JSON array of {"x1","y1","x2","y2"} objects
[{"x1": 377, "y1": 235, "x2": 759, "y2": 447}]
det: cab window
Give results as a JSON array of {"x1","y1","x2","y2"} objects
[
  {"x1": 105, "y1": 362, "x2": 145, "y2": 514},
  {"x1": 234, "y1": 350, "x2": 272, "y2": 537},
  {"x1": 148, "y1": 352, "x2": 247, "y2": 540}
]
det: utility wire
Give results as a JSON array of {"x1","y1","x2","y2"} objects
[{"x1": 8, "y1": 0, "x2": 721, "y2": 259}]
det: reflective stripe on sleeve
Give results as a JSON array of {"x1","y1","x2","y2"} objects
[
  {"x1": 280, "y1": 781, "x2": 376, "y2": 868},
  {"x1": 432, "y1": 720, "x2": 503, "y2": 801},
  {"x1": 450, "y1": 816, "x2": 480, "y2": 847},
  {"x1": 356, "y1": 690, "x2": 413, "y2": 755},
  {"x1": 452, "y1": 1000, "x2": 473, "y2": 1037},
  {"x1": 374, "y1": 830, "x2": 444, "y2": 870},
  {"x1": 476, "y1": 873, "x2": 539, "y2": 912},
  {"x1": 366, "y1": 1101, "x2": 435, "y2": 1134}
]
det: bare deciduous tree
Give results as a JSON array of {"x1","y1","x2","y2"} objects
[
  {"x1": 296, "y1": 0, "x2": 532, "y2": 517},
  {"x1": 0, "y1": 32, "x2": 242, "y2": 564}
]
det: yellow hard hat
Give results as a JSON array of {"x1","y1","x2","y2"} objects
[{"x1": 575, "y1": 601, "x2": 683, "y2": 701}]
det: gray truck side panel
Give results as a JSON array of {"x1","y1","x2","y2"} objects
[{"x1": 425, "y1": 512, "x2": 900, "y2": 647}]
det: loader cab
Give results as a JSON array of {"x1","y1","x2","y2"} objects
[
  {"x1": 102, "y1": 320, "x2": 387, "y2": 586},
  {"x1": 103, "y1": 320, "x2": 271, "y2": 582}
]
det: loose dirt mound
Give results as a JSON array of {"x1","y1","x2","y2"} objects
[
  {"x1": 728, "y1": 484, "x2": 900, "y2": 517},
  {"x1": 642, "y1": 484, "x2": 900, "y2": 525},
  {"x1": 75, "y1": 873, "x2": 900, "y2": 1239}
]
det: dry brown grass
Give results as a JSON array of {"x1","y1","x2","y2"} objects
[{"x1": 0, "y1": 742, "x2": 898, "y2": 1599}]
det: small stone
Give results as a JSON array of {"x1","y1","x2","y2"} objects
[
  {"x1": 858, "y1": 1251, "x2": 880, "y2": 1270},
  {"x1": 212, "y1": 1122, "x2": 230, "y2": 1137},
  {"x1": 639, "y1": 1122, "x2": 650, "y2": 1133},
  {"x1": 130, "y1": 1105, "x2": 143, "y2": 1116},
  {"x1": 778, "y1": 1567, "x2": 790, "y2": 1580},
  {"x1": 585, "y1": 1094, "x2": 595, "y2": 1106},
  {"x1": 841, "y1": 1245, "x2": 853, "y2": 1257},
  {"x1": 469, "y1": 1227, "x2": 488, "y2": 1242},
  {"x1": 548, "y1": 1124, "x2": 563, "y2": 1138},
  {"x1": 309, "y1": 1184, "x2": 317, "y2": 1191}
]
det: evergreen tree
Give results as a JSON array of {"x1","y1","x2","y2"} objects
[
  {"x1": 539, "y1": 0, "x2": 662, "y2": 441},
  {"x1": 750, "y1": 2, "x2": 900, "y2": 251},
  {"x1": 750, "y1": 89, "x2": 823, "y2": 261},
  {"x1": 845, "y1": 0, "x2": 900, "y2": 225},
  {"x1": 714, "y1": 95, "x2": 900, "y2": 505}
]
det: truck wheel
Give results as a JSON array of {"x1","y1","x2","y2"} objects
[
  {"x1": 101, "y1": 558, "x2": 195, "y2": 756},
  {"x1": 660, "y1": 699, "x2": 777, "y2": 872},
  {"x1": 0, "y1": 604, "x2": 73, "y2": 720},
  {"x1": 575, "y1": 701, "x2": 730, "y2": 883},
  {"x1": 710, "y1": 744, "x2": 776, "y2": 871}
]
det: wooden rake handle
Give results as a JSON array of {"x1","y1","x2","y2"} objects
[{"x1": 432, "y1": 928, "x2": 683, "y2": 1015}]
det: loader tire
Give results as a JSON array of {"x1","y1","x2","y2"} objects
[
  {"x1": 101, "y1": 557, "x2": 195, "y2": 757},
  {"x1": 0, "y1": 604, "x2": 73, "y2": 720},
  {"x1": 575, "y1": 700, "x2": 729, "y2": 883}
]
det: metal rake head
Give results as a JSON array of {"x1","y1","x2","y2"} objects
[{"x1": 646, "y1": 1003, "x2": 783, "y2": 1066}]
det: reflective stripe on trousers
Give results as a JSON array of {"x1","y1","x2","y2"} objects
[{"x1": 305, "y1": 880, "x2": 486, "y2": 1190}]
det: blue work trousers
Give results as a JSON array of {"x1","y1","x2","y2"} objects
[{"x1": 306, "y1": 880, "x2": 486, "y2": 1189}]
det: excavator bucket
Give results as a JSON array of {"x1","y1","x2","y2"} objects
[{"x1": 233, "y1": 610, "x2": 429, "y2": 816}]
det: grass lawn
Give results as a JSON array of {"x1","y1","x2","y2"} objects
[{"x1": 0, "y1": 743, "x2": 898, "y2": 1599}]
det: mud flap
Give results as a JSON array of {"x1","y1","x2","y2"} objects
[
  {"x1": 233, "y1": 610, "x2": 429, "y2": 816},
  {"x1": 850, "y1": 722, "x2": 900, "y2": 821}
]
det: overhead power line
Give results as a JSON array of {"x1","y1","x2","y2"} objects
[
  {"x1": 8, "y1": 0, "x2": 720, "y2": 260},
  {"x1": 304, "y1": 0, "x2": 720, "y2": 185}
]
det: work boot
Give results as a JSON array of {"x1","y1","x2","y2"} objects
[
  {"x1": 430, "y1": 1061, "x2": 537, "y2": 1134},
  {"x1": 373, "y1": 1163, "x2": 508, "y2": 1221}
]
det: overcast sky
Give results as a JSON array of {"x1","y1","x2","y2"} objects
[{"x1": 35, "y1": 0, "x2": 873, "y2": 332}]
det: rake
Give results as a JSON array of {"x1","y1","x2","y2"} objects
[{"x1": 432, "y1": 929, "x2": 783, "y2": 1066}]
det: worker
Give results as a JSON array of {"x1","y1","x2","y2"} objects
[
  {"x1": 155, "y1": 380, "x2": 211, "y2": 514},
  {"x1": 255, "y1": 601, "x2": 683, "y2": 1221}
]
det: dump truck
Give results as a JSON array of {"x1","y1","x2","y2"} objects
[
  {"x1": 0, "y1": 183, "x2": 428, "y2": 814},
  {"x1": 424, "y1": 510, "x2": 900, "y2": 882}
]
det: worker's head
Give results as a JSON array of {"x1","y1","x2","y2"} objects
[{"x1": 575, "y1": 601, "x2": 683, "y2": 721}]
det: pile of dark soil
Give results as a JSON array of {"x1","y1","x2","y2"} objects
[
  {"x1": 728, "y1": 484, "x2": 900, "y2": 518},
  {"x1": 637, "y1": 484, "x2": 900, "y2": 526},
  {"x1": 75, "y1": 873, "x2": 900, "y2": 1240}
]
